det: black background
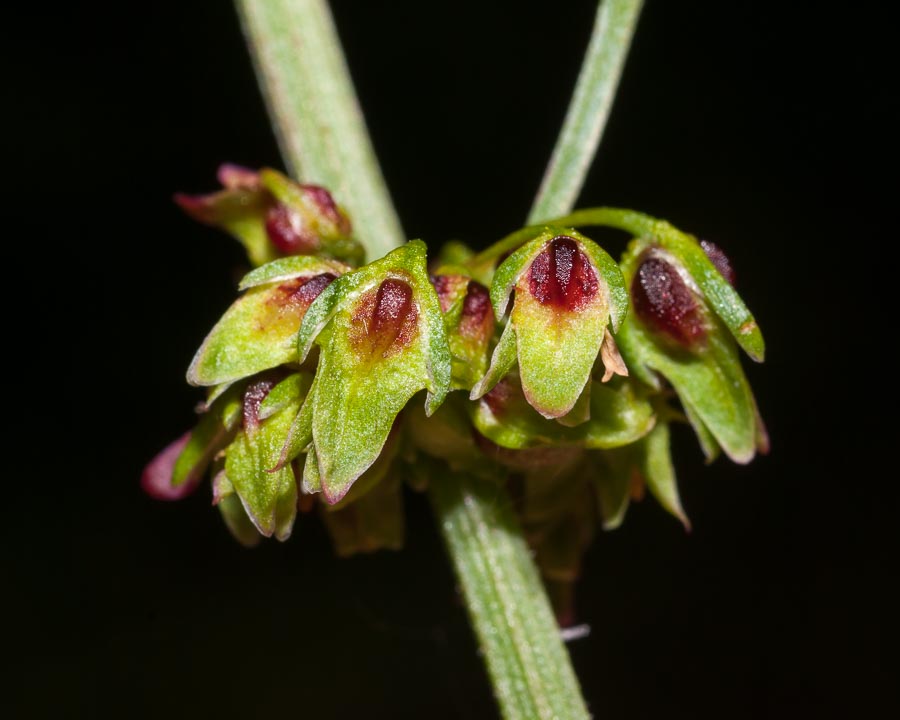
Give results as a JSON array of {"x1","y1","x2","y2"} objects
[{"x1": 22, "y1": 1, "x2": 893, "y2": 717}]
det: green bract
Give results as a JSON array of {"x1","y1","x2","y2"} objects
[
  {"x1": 219, "y1": 374, "x2": 309, "y2": 541},
  {"x1": 471, "y1": 228, "x2": 628, "y2": 420},
  {"x1": 171, "y1": 384, "x2": 244, "y2": 488},
  {"x1": 296, "y1": 240, "x2": 451, "y2": 503},
  {"x1": 591, "y1": 420, "x2": 688, "y2": 530},
  {"x1": 187, "y1": 256, "x2": 349, "y2": 387},
  {"x1": 616, "y1": 238, "x2": 767, "y2": 463}
]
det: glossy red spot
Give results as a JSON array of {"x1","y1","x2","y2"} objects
[
  {"x1": 632, "y1": 257, "x2": 706, "y2": 348},
  {"x1": 528, "y1": 236, "x2": 598, "y2": 312},
  {"x1": 350, "y1": 279, "x2": 419, "y2": 359},
  {"x1": 371, "y1": 279, "x2": 416, "y2": 341},
  {"x1": 265, "y1": 203, "x2": 318, "y2": 254},
  {"x1": 700, "y1": 240, "x2": 736, "y2": 286}
]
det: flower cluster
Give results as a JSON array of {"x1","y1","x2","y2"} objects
[{"x1": 145, "y1": 167, "x2": 766, "y2": 616}]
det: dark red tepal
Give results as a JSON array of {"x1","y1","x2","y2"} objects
[
  {"x1": 632, "y1": 256, "x2": 707, "y2": 349},
  {"x1": 351, "y1": 278, "x2": 419, "y2": 360},
  {"x1": 265, "y1": 203, "x2": 317, "y2": 254},
  {"x1": 528, "y1": 236, "x2": 599, "y2": 312}
]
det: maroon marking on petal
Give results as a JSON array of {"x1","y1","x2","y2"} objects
[
  {"x1": 242, "y1": 378, "x2": 278, "y2": 432},
  {"x1": 265, "y1": 273, "x2": 338, "y2": 323},
  {"x1": 632, "y1": 257, "x2": 707, "y2": 348},
  {"x1": 350, "y1": 278, "x2": 419, "y2": 360},
  {"x1": 528, "y1": 236, "x2": 599, "y2": 312},
  {"x1": 249, "y1": 273, "x2": 337, "y2": 340},
  {"x1": 700, "y1": 239, "x2": 737, "y2": 286},
  {"x1": 279, "y1": 273, "x2": 337, "y2": 305},
  {"x1": 459, "y1": 281, "x2": 493, "y2": 339},
  {"x1": 141, "y1": 433, "x2": 201, "y2": 501},
  {"x1": 430, "y1": 274, "x2": 462, "y2": 313},
  {"x1": 370, "y1": 279, "x2": 417, "y2": 349},
  {"x1": 300, "y1": 184, "x2": 352, "y2": 235},
  {"x1": 265, "y1": 203, "x2": 319, "y2": 255}
]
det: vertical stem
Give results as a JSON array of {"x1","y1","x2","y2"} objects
[
  {"x1": 429, "y1": 473, "x2": 590, "y2": 720},
  {"x1": 235, "y1": 0, "x2": 404, "y2": 260},
  {"x1": 528, "y1": 0, "x2": 644, "y2": 224}
]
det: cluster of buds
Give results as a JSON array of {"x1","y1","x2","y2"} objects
[{"x1": 145, "y1": 167, "x2": 766, "y2": 617}]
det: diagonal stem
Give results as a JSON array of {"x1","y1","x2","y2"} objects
[
  {"x1": 235, "y1": 0, "x2": 404, "y2": 260},
  {"x1": 528, "y1": 0, "x2": 644, "y2": 224}
]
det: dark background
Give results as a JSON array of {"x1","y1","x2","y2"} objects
[{"x1": 22, "y1": 1, "x2": 893, "y2": 717}]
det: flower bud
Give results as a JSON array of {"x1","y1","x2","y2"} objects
[
  {"x1": 431, "y1": 274, "x2": 494, "y2": 390},
  {"x1": 175, "y1": 165, "x2": 362, "y2": 266},
  {"x1": 222, "y1": 373, "x2": 307, "y2": 541},
  {"x1": 295, "y1": 241, "x2": 451, "y2": 503},
  {"x1": 617, "y1": 238, "x2": 766, "y2": 464}
]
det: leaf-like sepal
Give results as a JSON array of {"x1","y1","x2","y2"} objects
[
  {"x1": 478, "y1": 229, "x2": 627, "y2": 418},
  {"x1": 187, "y1": 259, "x2": 343, "y2": 387},
  {"x1": 618, "y1": 241, "x2": 763, "y2": 463},
  {"x1": 296, "y1": 241, "x2": 451, "y2": 503}
]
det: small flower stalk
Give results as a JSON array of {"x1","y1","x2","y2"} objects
[{"x1": 147, "y1": 171, "x2": 766, "y2": 620}]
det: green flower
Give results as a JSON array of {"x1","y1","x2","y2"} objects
[
  {"x1": 430, "y1": 274, "x2": 495, "y2": 391},
  {"x1": 187, "y1": 255, "x2": 349, "y2": 388},
  {"x1": 175, "y1": 164, "x2": 363, "y2": 266},
  {"x1": 616, "y1": 233, "x2": 767, "y2": 463},
  {"x1": 471, "y1": 228, "x2": 628, "y2": 420},
  {"x1": 294, "y1": 240, "x2": 451, "y2": 503}
]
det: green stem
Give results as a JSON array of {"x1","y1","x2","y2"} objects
[
  {"x1": 528, "y1": 0, "x2": 644, "y2": 224},
  {"x1": 235, "y1": 0, "x2": 404, "y2": 260},
  {"x1": 429, "y1": 473, "x2": 589, "y2": 720}
]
